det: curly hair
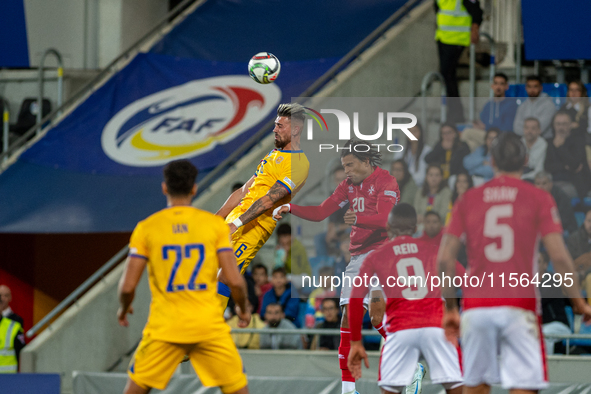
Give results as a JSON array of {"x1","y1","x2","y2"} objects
[{"x1": 340, "y1": 139, "x2": 382, "y2": 167}]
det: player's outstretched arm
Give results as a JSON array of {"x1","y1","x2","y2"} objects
[
  {"x1": 229, "y1": 181, "x2": 290, "y2": 233},
  {"x1": 216, "y1": 176, "x2": 255, "y2": 219},
  {"x1": 117, "y1": 256, "x2": 147, "y2": 327},
  {"x1": 218, "y1": 250, "x2": 251, "y2": 326},
  {"x1": 543, "y1": 232, "x2": 591, "y2": 322}
]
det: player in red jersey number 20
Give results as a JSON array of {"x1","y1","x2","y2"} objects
[{"x1": 274, "y1": 140, "x2": 411, "y2": 394}]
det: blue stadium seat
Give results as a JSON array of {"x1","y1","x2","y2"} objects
[
  {"x1": 575, "y1": 212, "x2": 586, "y2": 228},
  {"x1": 572, "y1": 197, "x2": 581, "y2": 207},
  {"x1": 584, "y1": 197, "x2": 591, "y2": 207},
  {"x1": 569, "y1": 321, "x2": 591, "y2": 348}
]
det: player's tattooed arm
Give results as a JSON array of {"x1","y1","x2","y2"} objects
[{"x1": 237, "y1": 182, "x2": 289, "y2": 226}]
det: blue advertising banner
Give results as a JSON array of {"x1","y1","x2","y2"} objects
[
  {"x1": 522, "y1": 0, "x2": 591, "y2": 60},
  {"x1": 0, "y1": 0, "x2": 30, "y2": 67}
]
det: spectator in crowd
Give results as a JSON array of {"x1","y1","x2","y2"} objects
[
  {"x1": 538, "y1": 251, "x2": 572, "y2": 355},
  {"x1": 513, "y1": 75, "x2": 557, "y2": 138},
  {"x1": 315, "y1": 166, "x2": 349, "y2": 257},
  {"x1": 566, "y1": 210, "x2": 591, "y2": 303},
  {"x1": 451, "y1": 171, "x2": 473, "y2": 206},
  {"x1": 425, "y1": 123, "x2": 470, "y2": 180},
  {"x1": 259, "y1": 303, "x2": 302, "y2": 350},
  {"x1": 0, "y1": 285, "x2": 25, "y2": 372},
  {"x1": 226, "y1": 300, "x2": 264, "y2": 350},
  {"x1": 260, "y1": 267, "x2": 300, "y2": 325},
  {"x1": 434, "y1": 0, "x2": 483, "y2": 124},
  {"x1": 463, "y1": 128, "x2": 499, "y2": 182},
  {"x1": 311, "y1": 298, "x2": 341, "y2": 351},
  {"x1": 545, "y1": 110, "x2": 591, "y2": 198},
  {"x1": 414, "y1": 164, "x2": 452, "y2": 226},
  {"x1": 276, "y1": 223, "x2": 312, "y2": 276},
  {"x1": 308, "y1": 266, "x2": 337, "y2": 318},
  {"x1": 390, "y1": 159, "x2": 419, "y2": 205},
  {"x1": 521, "y1": 117, "x2": 548, "y2": 181},
  {"x1": 333, "y1": 234, "x2": 351, "y2": 288},
  {"x1": 560, "y1": 80, "x2": 591, "y2": 145},
  {"x1": 534, "y1": 171, "x2": 578, "y2": 234},
  {"x1": 251, "y1": 264, "x2": 272, "y2": 314},
  {"x1": 419, "y1": 211, "x2": 444, "y2": 245},
  {"x1": 226, "y1": 271, "x2": 259, "y2": 320},
  {"x1": 474, "y1": 73, "x2": 518, "y2": 132},
  {"x1": 0, "y1": 285, "x2": 24, "y2": 327},
  {"x1": 393, "y1": 122, "x2": 432, "y2": 186}
]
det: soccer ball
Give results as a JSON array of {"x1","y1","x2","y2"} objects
[{"x1": 248, "y1": 52, "x2": 281, "y2": 84}]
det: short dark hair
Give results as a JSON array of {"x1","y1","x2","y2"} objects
[
  {"x1": 232, "y1": 182, "x2": 243, "y2": 192},
  {"x1": 424, "y1": 211, "x2": 441, "y2": 221},
  {"x1": 494, "y1": 72, "x2": 509, "y2": 82},
  {"x1": 251, "y1": 263, "x2": 268, "y2": 276},
  {"x1": 277, "y1": 103, "x2": 306, "y2": 124},
  {"x1": 388, "y1": 203, "x2": 417, "y2": 233},
  {"x1": 321, "y1": 298, "x2": 339, "y2": 310},
  {"x1": 272, "y1": 267, "x2": 287, "y2": 276},
  {"x1": 491, "y1": 132, "x2": 526, "y2": 172},
  {"x1": 524, "y1": 117, "x2": 541, "y2": 128},
  {"x1": 266, "y1": 302, "x2": 283, "y2": 312},
  {"x1": 163, "y1": 160, "x2": 198, "y2": 197},
  {"x1": 340, "y1": 139, "x2": 382, "y2": 167},
  {"x1": 277, "y1": 223, "x2": 292, "y2": 237},
  {"x1": 526, "y1": 75, "x2": 542, "y2": 84}
]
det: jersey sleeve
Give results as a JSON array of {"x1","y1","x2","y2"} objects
[
  {"x1": 216, "y1": 218, "x2": 233, "y2": 253},
  {"x1": 129, "y1": 222, "x2": 148, "y2": 259},
  {"x1": 328, "y1": 181, "x2": 350, "y2": 207},
  {"x1": 444, "y1": 196, "x2": 466, "y2": 239},
  {"x1": 380, "y1": 174, "x2": 401, "y2": 205},
  {"x1": 538, "y1": 190, "x2": 564, "y2": 237},
  {"x1": 276, "y1": 154, "x2": 308, "y2": 194}
]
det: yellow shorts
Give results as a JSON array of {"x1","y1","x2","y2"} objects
[
  {"x1": 128, "y1": 332, "x2": 247, "y2": 393},
  {"x1": 231, "y1": 221, "x2": 272, "y2": 275}
]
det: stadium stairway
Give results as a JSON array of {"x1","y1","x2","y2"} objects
[{"x1": 17, "y1": 1, "x2": 447, "y2": 393}]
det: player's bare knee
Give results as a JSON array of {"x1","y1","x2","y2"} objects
[
  {"x1": 227, "y1": 385, "x2": 249, "y2": 394},
  {"x1": 442, "y1": 382, "x2": 463, "y2": 394}
]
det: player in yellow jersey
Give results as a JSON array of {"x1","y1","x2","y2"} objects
[
  {"x1": 216, "y1": 103, "x2": 310, "y2": 308},
  {"x1": 117, "y1": 160, "x2": 250, "y2": 394}
]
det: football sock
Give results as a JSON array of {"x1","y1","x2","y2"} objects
[{"x1": 339, "y1": 328, "x2": 355, "y2": 393}]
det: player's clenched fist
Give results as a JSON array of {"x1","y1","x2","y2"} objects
[
  {"x1": 343, "y1": 209, "x2": 357, "y2": 225},
  {"x1": 272, "y1": 203, "x2": 290, "y2": 221}
]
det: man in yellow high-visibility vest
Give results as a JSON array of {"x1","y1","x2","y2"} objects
[
  {"x1": 434, "y1": 0, "x2": 483, "y2": 124},
  {"x1": 0, "y1": 315, "x2": 25, "y2": 373}
]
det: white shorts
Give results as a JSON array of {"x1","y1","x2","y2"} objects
[
  {"x1": 461, "y1": 307, "x2": 548, "y2": 390},
  {"x1": 378, "y1": 327, "x2": 462, "y2": 389},
  {"x1": 340, "y1": 251, "x2": 384, "y2": 307}
]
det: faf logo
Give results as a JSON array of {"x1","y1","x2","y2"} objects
[{"x1": 102, "y1": 76, "x2": 281, "y2": 166}]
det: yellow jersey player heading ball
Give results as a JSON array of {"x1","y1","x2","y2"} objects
[
  {"x1": 216, "y1": 103, "x2": 310, "y2": 309},
  {"x1": 117, "y1": 160, "x2": 251, "y2": 394}
]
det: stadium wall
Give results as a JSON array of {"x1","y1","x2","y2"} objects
[{"x1": 20, "y1": 261, "x2": 150, "y2": 394}]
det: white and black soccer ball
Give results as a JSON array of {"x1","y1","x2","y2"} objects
[{"x1": 248, "y1": 52, "x2": 281, "y2": 84}]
